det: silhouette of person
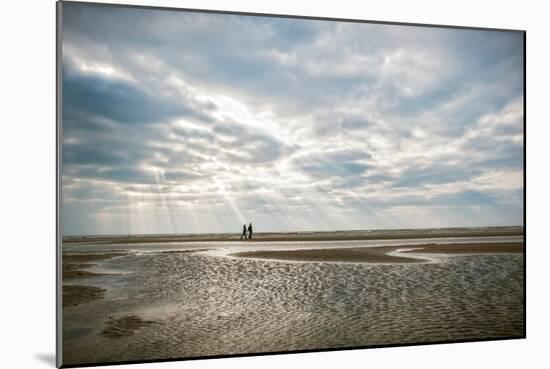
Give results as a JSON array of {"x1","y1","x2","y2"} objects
[
  {"x1": 240, "y1": 224, "x2": 248, "y2": 240},
  {"x1": 248, "y1": 223, "x2": 253, "y2": 240}
]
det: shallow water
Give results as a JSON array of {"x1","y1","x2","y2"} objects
[{"x1": 62, "y1": 239, "x2": 524, "y2": 365}]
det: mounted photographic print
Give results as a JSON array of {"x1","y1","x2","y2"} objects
[{"x1": 57, "y1": 1, "x2": 525, "y2": 367}]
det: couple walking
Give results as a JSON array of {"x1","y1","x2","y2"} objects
[{"x1": 240, "y1": 223, "x2": 253, "y2": 240}]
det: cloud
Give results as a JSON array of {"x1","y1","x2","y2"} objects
[
  {"x1": 295, "y1": 150, "x2": 371, "y2": 179},
  {"x1": 63, "y1": 59, "x2": 215, "y2": 125},
  {"x1": 60, "y1": 2, "x2": 524, "y2": 235}
]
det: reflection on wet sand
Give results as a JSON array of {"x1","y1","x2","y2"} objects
[{"x1": 62, "y1": 231, "x2": 524, "y2": 366}]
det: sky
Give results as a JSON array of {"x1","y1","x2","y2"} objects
[{"x1": 61, "y1": 3, "x2": 524, "y2": 236}]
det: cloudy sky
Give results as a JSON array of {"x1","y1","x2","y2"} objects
[{"x1": 61, "y1": 3, "x2": 524, "y2": 236}]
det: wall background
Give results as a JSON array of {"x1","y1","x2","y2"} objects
[{"x1": 0, "y1": 0, "x2": 546, "y2": 368}]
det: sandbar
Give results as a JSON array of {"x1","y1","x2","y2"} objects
[{"x1": 231, "y1": 242, "x2": 524, "y2": 264}]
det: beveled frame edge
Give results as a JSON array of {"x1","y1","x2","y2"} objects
[{"x1": 56, "y1": 1, "x2": 64, "y2": 367}]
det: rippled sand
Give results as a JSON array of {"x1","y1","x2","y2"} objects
[{"x1": 62, "y1": 240, "x2": 524, "y2": 366}]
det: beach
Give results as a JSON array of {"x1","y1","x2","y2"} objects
[{"x1": 62, "y1": 227, "x2": 524, "y2": 366}]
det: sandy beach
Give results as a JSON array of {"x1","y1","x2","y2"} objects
[{"x1": 62, "y1": 227, "x2": 524, "y2": 366}]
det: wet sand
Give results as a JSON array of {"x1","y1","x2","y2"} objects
[
  {"x1": 63, "y1": 285, "x2": 105, "y2": 308},
  {"x1": 61, "y1": 229, "x2": 525, "y2": 366},
  {"x1": 401, "y1": 242, "x2": 523, "y2": 254},
  {"x1": 232, "y1": 242, "x2": 524, "y2": 263},
  {"x1": 63, "y1": 252, "x2": 127, "y2": 279},
  {"x1": 63, "y1": 253, "x2": 127, "y2": 306},
  {"x1": 101, "y1": 315, "x2": 158, "y2": 338}
]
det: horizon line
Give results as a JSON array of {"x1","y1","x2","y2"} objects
[{"x1": 62, "y1": 224, "x2": 524, "y2": 239}]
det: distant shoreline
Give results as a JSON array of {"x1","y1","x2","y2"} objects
[{"x1": 63, "y1": 226, "x2": 524, "y2": 245}]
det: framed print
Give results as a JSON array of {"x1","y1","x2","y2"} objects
[{"x1": 57, "y1": 1, "x2": 525, "y2": 367}]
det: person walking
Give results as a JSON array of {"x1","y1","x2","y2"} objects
[
  {"x1": 240, "y1": 224, "x2": 248, "y2": 240},
  {"x1": 248, "y1": 223, "x2": 253, "y2": 240}
]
